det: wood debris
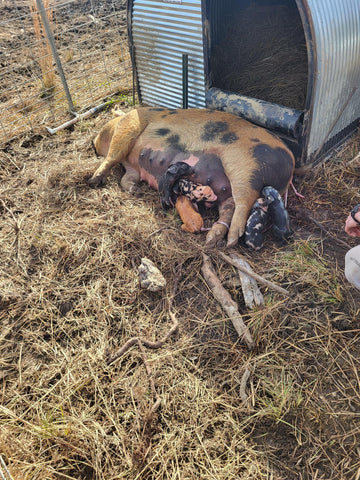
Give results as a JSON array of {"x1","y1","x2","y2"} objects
[{"x1": 201, "y1": 253, "x2": 255, "y2": 350}]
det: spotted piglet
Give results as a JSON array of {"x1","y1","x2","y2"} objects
[{"x1": 244, "y1": 186, "x2": 293, "y2": 250}]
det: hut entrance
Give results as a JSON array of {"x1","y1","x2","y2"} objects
[{"x1": 206, "y1": 0, "x2": 308, "y2": 111}]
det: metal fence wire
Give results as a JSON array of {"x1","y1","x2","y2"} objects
[{"x1": 0, "y1": 0, "x2": 132, "y2": 144}]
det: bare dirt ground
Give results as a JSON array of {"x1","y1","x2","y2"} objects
[{"x1": 0, "y1": 105, "x2": 359, "y2": 479}]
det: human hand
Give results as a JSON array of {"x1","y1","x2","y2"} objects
[{"x1": 345, "y1": 204, "x2": 360, "y2": 237}]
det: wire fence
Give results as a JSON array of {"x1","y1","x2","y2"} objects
[{"x1": 0, "y1": 0, "x2": 133, "y2": 145}]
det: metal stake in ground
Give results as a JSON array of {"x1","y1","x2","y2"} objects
[{"x1": 35, "y1": 0, "x2": 74, "y2": 113}]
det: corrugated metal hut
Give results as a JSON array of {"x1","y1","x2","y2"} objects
[{"x1": 127, "y1": 0, "x2": 360, "y2": 165}]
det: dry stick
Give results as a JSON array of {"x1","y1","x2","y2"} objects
[
  {"x1": 218, "y1": 251, "x2": 290, "y2": 296},
  {"x1": 239, "y1": 367, "x2": 251, "y2": 406},
  {"x1": 147, "y1": 226, "x2": 179, "y2": 238},
  {"x1": 0, "y1": 453, "x2": 13, "y2": 480},
  {"x1": 2, "y1": 152, "x2": 20, "y2": 170},
  {"x1": 107, "y1": 270, "x2": 181, "y2": 425},
  {"x1": 107, "y1": 337, "x2": 138, "y2": 361},
  {"x1": 346, "y1": 151, "x2": 360, "y2": 166},
  {"x1": 137, "y1": 339, "x2": 161, "y2": 423},
  {"x1": 107, "y1": 269, "x2": 180, "y2": 364},
  {"x1": 107, "y1": 311, "x2": 179, "y2": 364},
  {"x1": 230, "y1": 254, "x2": 264, "y2": 309},
  {"x1": 346, "y1": 152, "x2": 360, "y2": 167},
  {"x1": 201, "y1": 253, "x2": 255, "y2": 350},
  {"x1": 301, "y1": 211, "x2": 352, "y2": 250}
]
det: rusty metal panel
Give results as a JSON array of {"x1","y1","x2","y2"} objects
[
  {"x1": 131, "y1": 0, "x2": 206, "y2": 108},
  {"x1": 306, "y1": 0, "x2": 360, "y2": 158}
]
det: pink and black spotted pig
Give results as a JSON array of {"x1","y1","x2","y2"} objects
[{"x1": 88, "y1": 107, "x2": 295, "y2": 247}]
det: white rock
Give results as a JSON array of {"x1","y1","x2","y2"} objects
[{"x1": 138, "y1": 258, "x2": 166, "y2": 292}]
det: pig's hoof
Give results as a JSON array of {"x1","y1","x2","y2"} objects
[
  {"x1": 88, "y1": 175, "x2": 105, "y2": 187},
  {"x1": 226, "y1": 215, "x2": 246, "y2": 248},
  {"x1": 205, "y1": 223, "x2": 228, "y2": 248}
]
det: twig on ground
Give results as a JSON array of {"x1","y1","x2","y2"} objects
[
  {"x1": 346, "y1": 151, "x2": 360, "y2": 167},
  {"x1": 106, "y1": 266, "x2": 181, "y2": 424},
  {"x1": 218, "y1": 251, "x2": 290, "y2": 296},
  {"x1": 106, "y1": 311, "x2": 179, "y2": 364},
  {"x1": 239, "y1": 367, "x2": 251, "y2": 406},
  {"x1": 107, "y1": 337, "x2": 138, "y2": 361},
  {"x1": 0, "y1": 453, "x2": 13, "y2": 480},
  {"x1": 1, "y1": 152, "x2": 20, "y2": 170},
  {"x1": 107, "y1": 269, "x2": 180, "y2": 364},
  {"x1": 229, "y1": 253, "x2": 264, "y2": 309},
  {"x1": 137, "y1": 339, "x2": 161, "y2": 424},
  {"x1": 298, "y1": 209, "x2": 352, "y2": 250},
  {"x1": 201, "y1": 253, "x2": 255, "y2": 350},
  {"x1": 147, "y1": 226, "x2": 179, "y2": 238}
]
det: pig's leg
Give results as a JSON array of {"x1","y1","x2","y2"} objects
[
  {"x1": 227, "y1": 191, "x2": 259, "y2": 248},
  {"x1": 120, "y1": 165, "x2": 141, "y2": 194},
  {"x1": 220, "y1": 144, "x2": 294, "y2": 247},
  {"x1": 205, "y1": 197, "x2": 235, "y2": 248},
  {"x1": 89, "y1": 110, "x2": 146, "y2": 187}
]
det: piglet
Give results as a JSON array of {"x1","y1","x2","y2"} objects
[
  {"x1": 262, "y1": 186, "x2": 293, "y2": 243},
  {"x1": 244, "y1": 198, "x2": 269, "y2": 250}
]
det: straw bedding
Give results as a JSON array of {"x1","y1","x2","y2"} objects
[{"x1": 212, "y1": 4, "x2": 308, "y2": 110}]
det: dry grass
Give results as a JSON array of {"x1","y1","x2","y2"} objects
[
  {"x1": 29, "y1": 0, "x2": 56, "y2": 94},
  {"x1": 0, "y1": 111, "x2": 360, "y2": 480}
]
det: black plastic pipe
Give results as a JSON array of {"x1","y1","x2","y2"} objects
[{"x1": 206, "y1": 87, "x2": 304, "y2": 139}]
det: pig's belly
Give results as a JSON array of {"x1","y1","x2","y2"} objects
[
  {"x1": 139, "y1": 168, "x2": 158, "y2": 190},
  {"x1": 127, "y1": 144, "x2": 232, "y2": 204}
]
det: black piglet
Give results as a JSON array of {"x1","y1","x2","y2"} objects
[{"x1": 262, "y1": 186, "x2": 293, "y2": 243}]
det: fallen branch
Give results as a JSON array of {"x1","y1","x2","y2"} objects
[
  {"x1": 218, "y1": 251, "x2": 290, "y2": 296},
  {"x1": 107, "y1": 337, "x2": 138, "y2": 361},
  {"x1": 346, "y1": 151, "x2": 360, "y2": 167},
  {"x1": 107, "y1": 312, "x2": 178, "y2": 364},
  {"x1": 0, "y1": 452, "x2": 13, "y2": 480},
  {"x1": 107, "y1": 267, "x2": 181, "y2": 430},
  {"x1": 2, "y1": 152, "x2": 20, "y2": 170},
  {"x1": 137, "y1": 339, "x2": 161, "y2": 423},
  {"x1": 107, "y1": 275, "x2": 179, "y2": 364},
  {"x1": 229, "y1": 253, "x2": 264, "y2": 309},
  {"x1": 201, "y1": 253, "x2": 255, "y2": 350},
  {"x1": 239, "y1": 367, "x2": 251, "y2": 406},
  {"x1": 147, "y1": 225, "x2": 179, "y2": 238}
]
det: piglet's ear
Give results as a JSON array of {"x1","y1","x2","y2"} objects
[{"x1": 158, "y1": 162, "x2": 194, "y2": 209}]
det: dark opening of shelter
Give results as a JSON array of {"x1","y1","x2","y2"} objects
[{"x1": 206, "y1": 0, "x2": 308, "y2": 111}]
